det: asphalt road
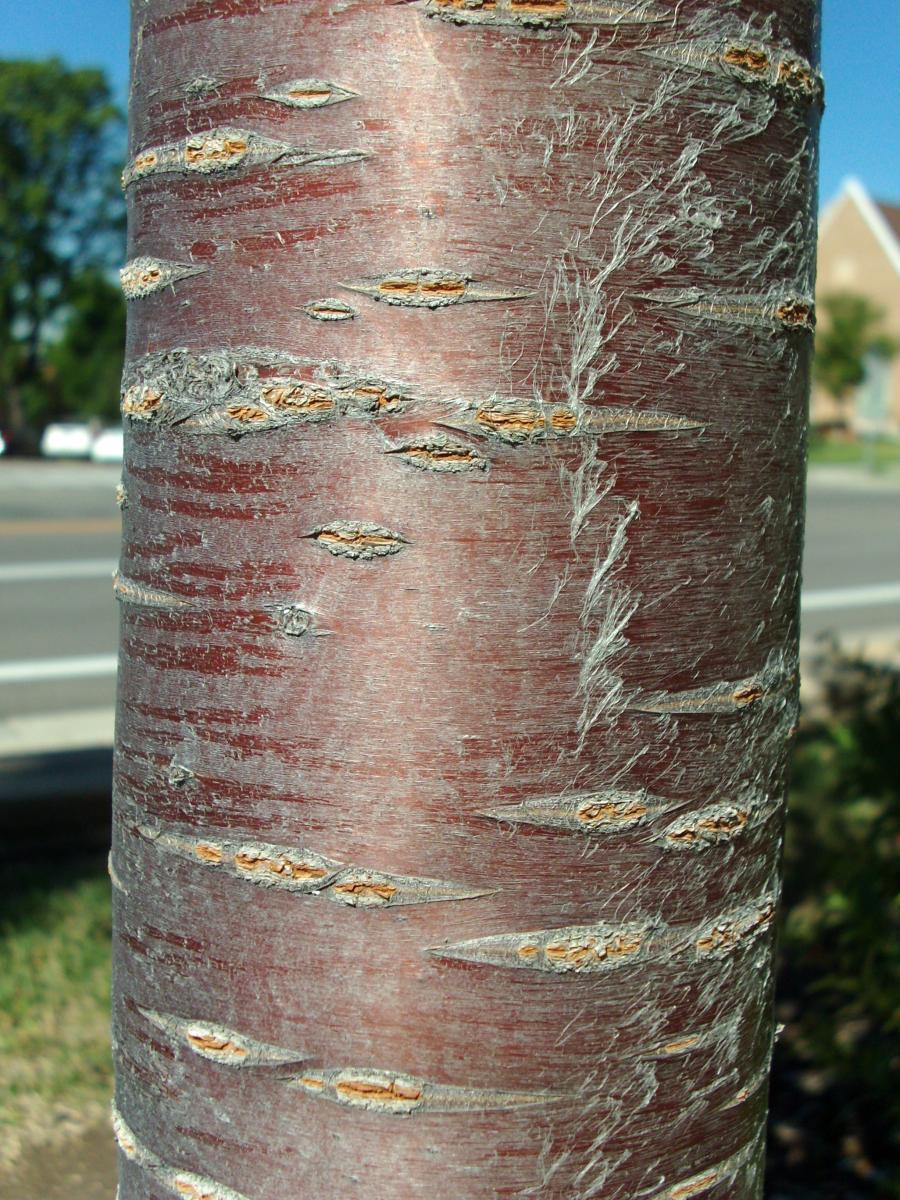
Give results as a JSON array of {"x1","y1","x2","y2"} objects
[
  {"x1": 0, "y1": 461, "x2": 121, "y2": 726},
  {"x1": 0, "y1": 458, "x2": 897, "y2": 732}
]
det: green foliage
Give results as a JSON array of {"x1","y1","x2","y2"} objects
[
  {"x1": 0, "y1": 854, "x2": 112, "y2": 1166},
  {"x1": 769, "y1": 648, "x2": 900, "y2": 1198},
  {"x1": 0, "y1": 58, "x2": 125, "y2": 432},
  {"x1": 42, "y1": 269, "x2": 125, "y2": 422},
  {"x1": 814, "y1": 292, "x2": 899, "y2": 405}
]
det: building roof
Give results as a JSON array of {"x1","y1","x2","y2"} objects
[
  {"x1": 876, "y1": 201, "x2": 900, "y2": 246},
  {"x1": 821, "y1": 179, "x2": 900, "y2": 277}
]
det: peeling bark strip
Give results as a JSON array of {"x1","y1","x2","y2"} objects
[
  {"x1": 122, "y1": 128, "x2": 366, "y2": 186},
  {"x1": 694, "y1": 896, "x2": 777, "y2": 959},
  {"x1": 640, "y1": 1014, "x2": 738, "y2": 1060},
  {"x1": 108, "y1": 851, "x2": 128, "y2": 894},
  {"x1": 636, "y1": 287, "x2": 816, "y2": 333},
  {"x1": 479, "y1": 787, "x2": 668, "y2": 832},
  {"x1": 650, "y1": 1032, "x2": 704, "y2": 1057},
  {"x1": 119, "y1": 257, "x2": 207, "y2": 299},
  {"x1": 138, "y1": 1008, "x2": 303, "y2": 1066},
  {"x1": 117, "y1": 0, "x2": 818, "y2": 1193},
  {"x1": 433, "y1": 919, "x2": 651, "y2": 974},
  {"x1": 113, "y1": 572, "x2": 191, "y2": 610},
  {"x1": 458, "y1": 400, "x2": 702, "y2": 445},
  {"x1": 120, "y1": 347, "x2": 413, "y2": 433},
  {"x1": 432, "y1": 893, "x2": 777, "y2": 973},
  {"x1": 120, "y1": 345, "x2": 700, "y2": 444},
  {"x1": 111, "y1": 1104, "x2": 143, "y2": 1163},
  {"x1": 120, "y1": 383, "x2": 163, "y2": 420},
  {"x1": 643, "y1": 40, "x2": 824, "y2": 105},
  {"x1": 341, "y1": 269, "x2": 533, "y2": 309},
  {"x1": 418, "y1": 0, "x2": 668, "y2": 28},
  {"x1": 301, "y1": 298, "x2": 357, "y2": 322},
  {"x1": 157, "y1": 1174, "x2": 249, "y2": 1200},
  {"x1": 137, "y1": 824, "x2": 492, "y2": 908},
  {"x1": 259, "y1": 79, "x2": 357, "y2": 109},
  {"x1": 482, "y1": 787, "x2": 774, "y2": 848},
  {"x1": 115, "y1": 573, "x2": 325, "y2": 638},
  {"x1": 721, "y1": 1061, "x2": 771, "y2": 1110},
  {"x1": 166, "y1": 762, "x2": 194, "y2": 789},
  {"x1": 120, "y1": 346, "x2": 304, "y2": 426},
  {"x1": 112, "y1": 1106, "x2": 250, "y2": 1199},
  {"x1": 385, "y1": 435, "x2": 488, "y2": 472},
  {"x1": 659, "y1": 790, "x2": 775, "y2": 849},
  {"x1": 634, "y1": 651, "x2": 797, "y2": 715},
  {"x1": 270, "y1": 603, "x2": 320, "y2": 637},
  {"x1": 661, "y1": 804, "x2": 751, "y2": 848},
  {"x1": 306, "y1": 521, "x2": 407, "y2": 560},
  {"x1": 649, "y1": 1129, "x2": 764, "y2": 1199},
  {"x1": 287, "y1": 1068, "x2": 563, "y2": 1115}
]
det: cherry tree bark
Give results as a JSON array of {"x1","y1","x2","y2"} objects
[{"x1": 111, "y1": 1, "x2": 821, "y2": 1196}]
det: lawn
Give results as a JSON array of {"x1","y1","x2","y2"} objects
[
  {"x1": 808, "y1": 435, "x2": 900, "y2": 471},
  {"x1": 0, "y1": 853, "x2": 113, "y2": 1167}
]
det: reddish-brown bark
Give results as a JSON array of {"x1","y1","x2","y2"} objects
[{"x1": 112, "y1": 1, "x2": 821, "y2": 1196}]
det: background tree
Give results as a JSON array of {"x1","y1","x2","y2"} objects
[
  {"x1": 0, "y1": 58, "x2": 124, "y2": 436},
  {"x1": 770, "y1": 644, "x2": 900, "y2": 1197},
  {"x1": 112, "y1": 2, "x2": 821, "y2": 1197},
  {"x1": 813, "y1": 291, "x2": 899, "y2": 428},
  {"x1": 44, "y1": 269, "x2": 126, "y2": 424}
]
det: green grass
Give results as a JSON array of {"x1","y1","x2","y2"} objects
[
  {"x1": 808, "y1": 436, "x2": 900, "y2": 470},
  {"x1": 0, "y1": 854, "x2": 112, "y2": 1164}
]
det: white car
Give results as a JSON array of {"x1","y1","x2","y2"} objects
[
  {"x1": 40, "y1": 422, "x2": 94, "y2": 459},
  {"x1": 90, "y1": 427, "x2": 125, "y2": 462}
]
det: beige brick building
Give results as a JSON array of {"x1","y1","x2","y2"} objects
[{"x1": 813, "y1": 178, "x2": 900, "y2": 436}]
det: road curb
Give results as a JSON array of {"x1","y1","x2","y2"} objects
[{"x1": 0, "y1": 707, "x2": 115, "y2": 756}]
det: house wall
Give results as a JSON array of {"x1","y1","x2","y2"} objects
[{"x1": 813, "y1": 191, "x2": 900, "y2": 435}]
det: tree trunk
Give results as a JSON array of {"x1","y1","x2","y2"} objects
[{"x1": 112, "y1": 2, "x2": 821, "y2": 1196}]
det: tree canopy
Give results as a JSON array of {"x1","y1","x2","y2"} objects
[
  {"x1": 0, "y1": 58, "x2": 125, "y2": 434},
  {"x1": 814, "y1": 291, "x2": 898, "y2": 410}
]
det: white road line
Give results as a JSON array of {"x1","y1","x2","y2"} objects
[
  {"x1": 0, "y1": 584, "x2": 895, "y2": 687},
  {"x1": 0, "y1": 559, "x2": 116, "y2": 583},
  {"x1": 801, "y1": 582, "x2": 900, "y2": 612},
  {"x1": 1, "y1": 563, "x2": 897, "y2": 602},
  {"x1": 0, "y1": 654, "x2": 118, "y2": 684}
]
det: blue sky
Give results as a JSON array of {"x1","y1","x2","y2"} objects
[{"x1": 1, "y1": 0, "x2": 897, "y2": 209}]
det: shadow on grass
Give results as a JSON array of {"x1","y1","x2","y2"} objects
[
  {"x1": 0, "y1": 747, "x2": 111, "y2": 857},
  {"x1": 0, "y1": 850, "x2": 109, "y2": 927}
]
